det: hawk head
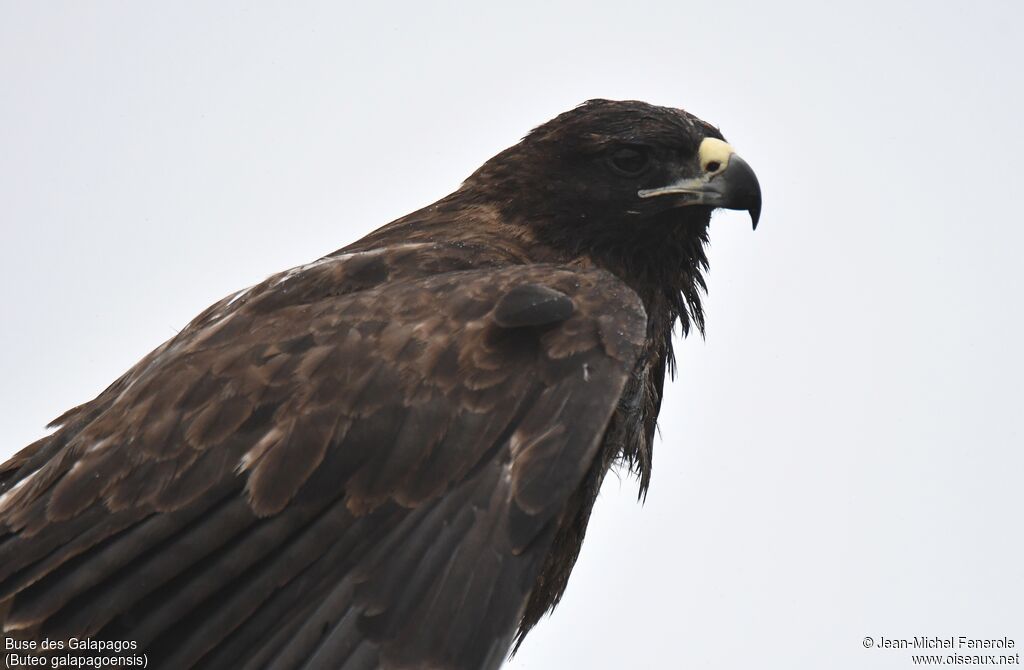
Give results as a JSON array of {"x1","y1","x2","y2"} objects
[{"x1": 466, "y1": 98, "x2": 762, "y2": 233}]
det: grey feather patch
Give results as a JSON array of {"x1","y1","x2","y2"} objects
[{"x1": 492, "y1": 284, "x2": 574, "y2": 329}]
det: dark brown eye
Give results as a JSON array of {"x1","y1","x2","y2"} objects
[{"x1": 608, "y1": 146, "x2": 651, "y2": 177}]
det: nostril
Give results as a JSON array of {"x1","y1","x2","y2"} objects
[{"x1": 705, "y1": 161, "x2": 721, "y2": 173}]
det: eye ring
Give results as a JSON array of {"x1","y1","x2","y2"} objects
[{"x1": 608, "y1": 146, "x2": 652, "y2": 177}]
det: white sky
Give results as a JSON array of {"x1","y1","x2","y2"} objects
[{"x1": 2, "y1": 2, "x2": 1022, "y2": 669}]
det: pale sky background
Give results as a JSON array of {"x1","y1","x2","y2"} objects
[{"x1": 2, "y1": 2, "x2": 1022, "y2": 669}]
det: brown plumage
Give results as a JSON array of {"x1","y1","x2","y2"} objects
[{"x1": 0, "y1": 99, "x2": 761, "y2": 669}]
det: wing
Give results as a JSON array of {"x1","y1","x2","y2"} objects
[{"x1": 0, "y1": 244, "x2": 647, "y2": 670}]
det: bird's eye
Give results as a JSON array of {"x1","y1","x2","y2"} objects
[{"x1": 608, "y1": 146, "x2": 651, "y2": 177}]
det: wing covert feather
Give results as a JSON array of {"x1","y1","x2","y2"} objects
[{"x1": 0, "y1": 244, "x2": 647, "y2": 669}]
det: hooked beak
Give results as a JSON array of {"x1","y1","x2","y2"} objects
[{"x1": 637, "y1": 138, "x2": 762, "y2": 229}]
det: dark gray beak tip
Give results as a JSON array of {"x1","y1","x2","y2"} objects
[{"x1": 749, "y1": 192, "x2": 761, "y2": 230}]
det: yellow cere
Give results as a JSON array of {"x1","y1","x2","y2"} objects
[{"x1": 698, "y1": 138, "x2": 734, "y2": 175}]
